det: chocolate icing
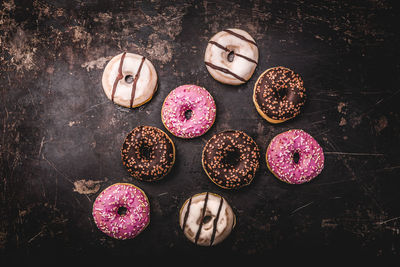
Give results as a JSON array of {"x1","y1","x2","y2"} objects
[
  {"x1": 254, "y1": 67, "x2": 306, "y2": 121},
  {"x1": 202, "y1": 130, "x2": 260, "y2": 189},
  {"x1": 121, "y1": 126, "x2": 175, "y2": 181}
]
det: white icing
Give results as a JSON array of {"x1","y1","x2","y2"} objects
[
  {"x1": 204, "y1": 28, "x2": 258, "y2": 85},
  {"x1": 102, "y1": 53, "x2": 158, "y2": 108},
  {"x1": 179, "y1": 192, "x2": 235, "y2": 246}
]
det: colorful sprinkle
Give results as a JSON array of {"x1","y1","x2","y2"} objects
[
  {"x1": 266, "y1": 129, "x2": 324, "y2": 184},
  {"x1": 162, "y1": 85, "x2": 216, "y2": 138},
  {"x1": 92, "y1": 183, "x2": 150, "y2": 240}
]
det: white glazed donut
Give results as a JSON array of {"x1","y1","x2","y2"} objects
[
  {"x1": 204, "y1": 29, "x2": 258, "y2": 85},
  {"x1": 179, "y1": 192, "x2": 236, "y2": 246},
  {"x1": 102, "y1": 52, "x2": 158, "y2": 108}
]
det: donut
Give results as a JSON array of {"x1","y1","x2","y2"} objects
[
  {"x1": 121, "y1": 126, "x2": 175, "y2": 181},
  {"x1": 266, "y1": 129, "x2": 324, "y2": 184},
  {"x1": 204, "y1": 29, "x2": 258, "y2": 85},
  {"x1": 102, "y1": 52, "x2": 158, "y2": 108},
  {"x1": 92, "y1": 183, "x2": 150, "y2": 240},
  {"x1": 202, "y1": 130, "x2": 260, "y2": 189},
  {"x1": 253, "y1": 66, "x2": 306, "y2": 123},
  {"x1": 179, "y1": 192, "x2": 236, "y2": 246},
  {"x1": 161, "y1": 85, "x2": 216, "y2": 139}
]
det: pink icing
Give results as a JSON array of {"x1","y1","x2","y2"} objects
[
  {"x1": 267, "y1": 129, "x2": 324, "y2": 184},
  {"x1": 162, "y1": 85, "x2": 216, "y2": 138},
  {"x1": 92, "y1": 183, "x2": 150, "y2": 239}
]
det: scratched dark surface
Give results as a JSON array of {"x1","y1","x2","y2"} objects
[{"x1": 1, "y1": 0, "x2": 400, "y2": 263}]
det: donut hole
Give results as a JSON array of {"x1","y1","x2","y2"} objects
[
  {"x1": 278, "y1": 86, "x2": 288, "y2": 99},
  {"x1": 227, "y1": 51, "x2": 235, "y2": 62},
  {"x1": 222, "y1": 148, "x2": 240, "y2": 166},
  {"x1": 117, "y1": 206, "x2": 128, "y2": 216},
  {"x1": 202, "y1": 215, "x2": 213, "y2": 224},
  {"x1": 292, "y1": 151, "x2": 300, "y2": 164},
  {"x1": 184, "y1": 109, "x2": 193, "y2": 120},
  {"x1": 139, "y1": 144, "x2": 153, "y2": 160},
  {"x1": 124, "y1": 75, "x2": 134, "y2": 84}
]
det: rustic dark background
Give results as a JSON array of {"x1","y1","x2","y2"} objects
[{"x1": 1, "y1": 0, "x2": 400, "y2": 263}]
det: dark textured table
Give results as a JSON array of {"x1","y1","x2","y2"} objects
[{"x1": 1, "y1": 0, "x2": 400, "y2": 263}]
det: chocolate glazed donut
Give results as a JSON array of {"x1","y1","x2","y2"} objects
[
  {"x1": 202, "y1": 130, "x2": 260, "y2": 189},
  {"x1": 121, "y1": 126, "x2": 175, "y2": 181},
  {"x1": 253, "y1": 66, "x2": 306, "y2": 123}
]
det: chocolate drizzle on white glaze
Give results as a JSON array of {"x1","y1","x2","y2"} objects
[
  {"x1": 180, "y1": 192, "x2": 235, "y2": 246},
  {"x1": 111, "y1": 52, "x2": 127, "y2": 102},
  {"x1": 209, "y1": 195, "x2": 224, "y2": 246},
  {"x1": 208, "y1": 40, "x2": 258, "y2": 64},
  {"x1": 204, "y1": 29, "x2": 258, "y2": 85},
  {"x1": 204, "y1": 61, "x2": 247, "y2": 82},
  {"x1": 130, "y1": 56, "x2": 146, "y2": 108},
  {"x1": 194, "y1": 192, "x2": 209, "y2": 245},
  {"x1": 182, "y1": 197, "x2": 192, "y2": 232},
  {"x1": 223, "y1": 29, "x2": 258, "y2": 47}
]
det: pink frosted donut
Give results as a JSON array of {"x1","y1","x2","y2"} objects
[
  {"x1": 266, "y1": 129, "x2": 324, "y2": 184},
  {"x1": 161, "y1": 85, "x2": 216, "y2": 138},
  {"x1": 92, "y1": 183, "x2": 150, "y2": 240}
]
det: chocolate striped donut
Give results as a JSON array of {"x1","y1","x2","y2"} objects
[
  {"x1": 179, "y1": 192, "x2": 236, "y2": 246},
  {"x1": 204, "y1": 29, "x2": 258, "y2": 85},
  {"x1": 102, "y1": 52, "x2": 158, "y2": 108}
]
